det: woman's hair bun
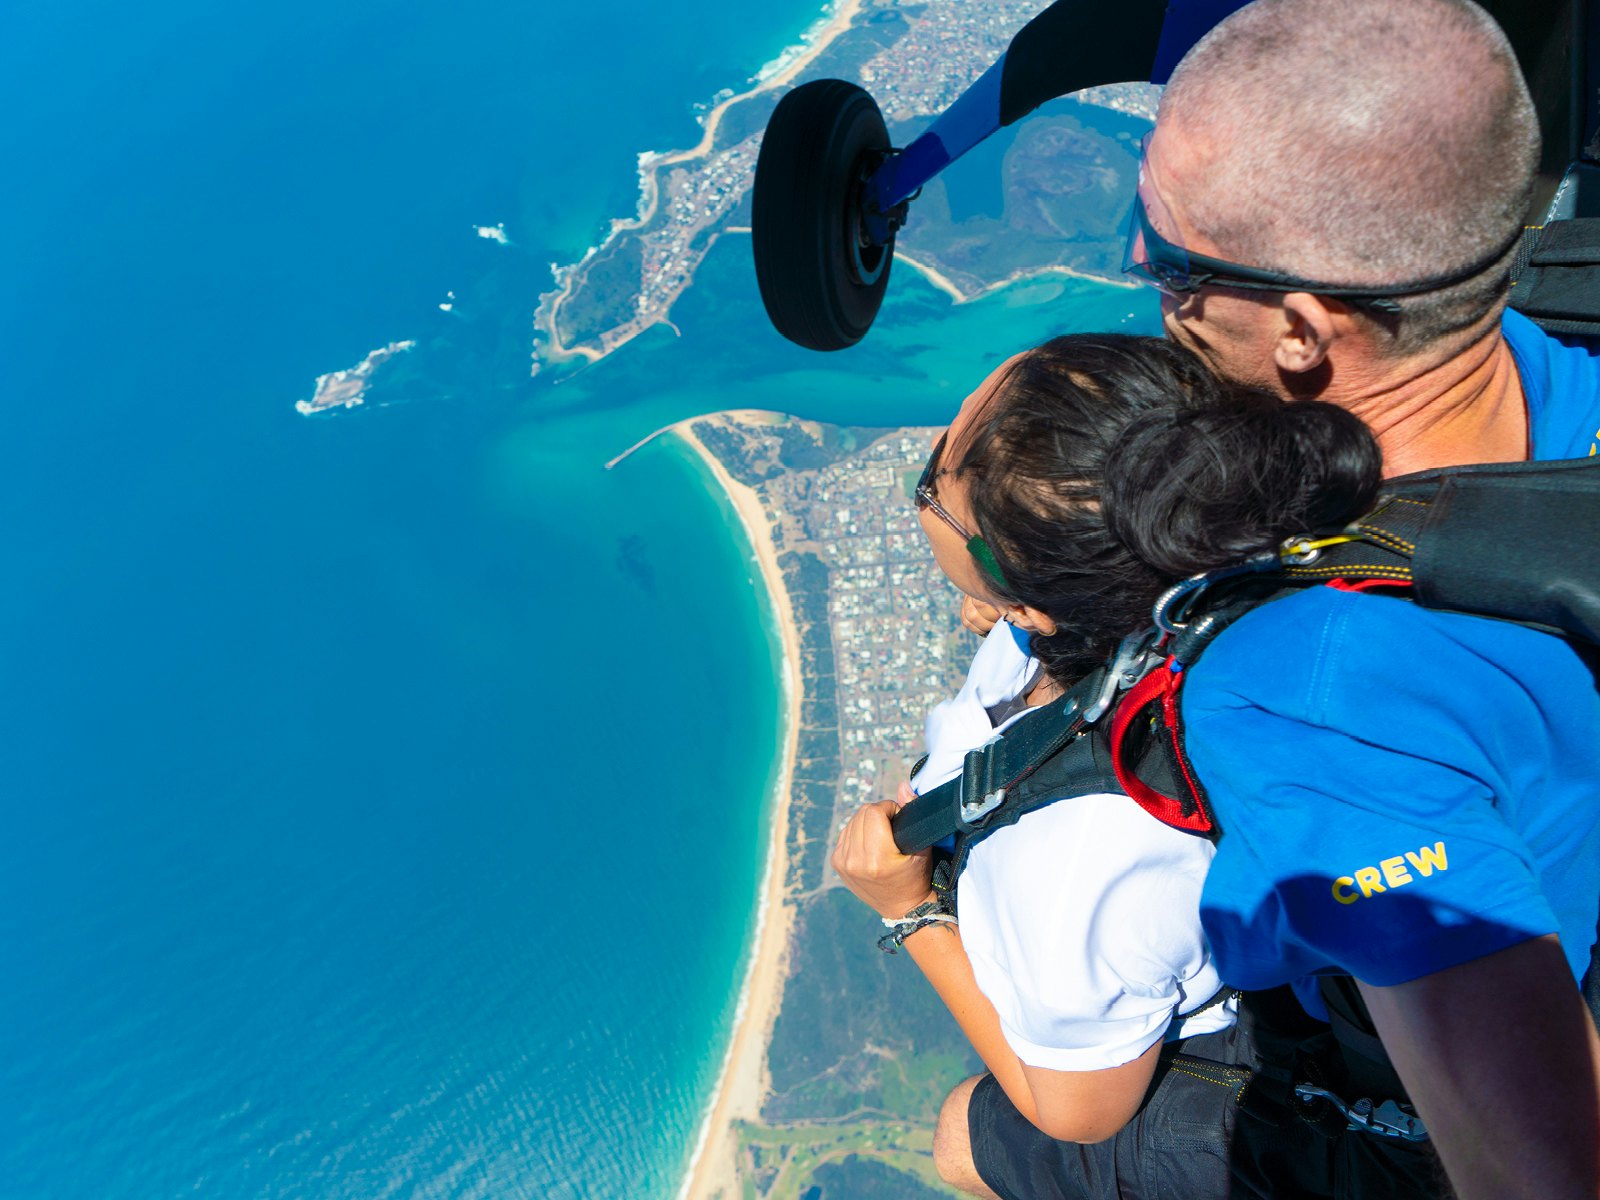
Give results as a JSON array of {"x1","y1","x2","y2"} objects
[{"x1": 1102, "y1": 391, "x2": 1382, "y2": 578}]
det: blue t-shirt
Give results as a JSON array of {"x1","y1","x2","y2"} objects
[
  {"x1": 1187, "y1": 313, "x2": 1600, "y2": 995},
  {"x1": 1503, "y1": 307, "x2": 1600, "y2": 458}
]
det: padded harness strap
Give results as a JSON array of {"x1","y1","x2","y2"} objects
[
  {"x1": 890, "y1": 667, "x2": 1106, "y2": 855},
  {"x1": 1510, "y1": 218, "x2": 1600, "y2": 338},
  {"x1": 1109, "y1": 659, "x2": 1216, "y2": 835}
]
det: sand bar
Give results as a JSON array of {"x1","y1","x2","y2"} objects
[
  {"x1": 666, "y1": 416, "x2": 803, "y2": 1200},
  {"x1": 895, "y1": 251, "x2": 1139, "y2": 304}
]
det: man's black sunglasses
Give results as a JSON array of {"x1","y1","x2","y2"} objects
[{"x1": 1122, "y1": 182, "x2": 1521, "y2": 315}]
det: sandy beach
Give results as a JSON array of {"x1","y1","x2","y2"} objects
[
  {"x1": 668, "y1": 416, "x2": 804, "y2": 1200},
  {"x1": 656, "y1": 0, "x2": 865, "y2": 168}
]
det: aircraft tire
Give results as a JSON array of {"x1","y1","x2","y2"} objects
[{"x1": 753, "y1": 79, "x2": 894, "y2": 351}]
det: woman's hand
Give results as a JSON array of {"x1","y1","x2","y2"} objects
[
  {"x1": 832, "y1": 788, "x2": 936, "y2": 919},
  {"x1": 960, "y1": 595, "x2": 1005, "y2": 637}
]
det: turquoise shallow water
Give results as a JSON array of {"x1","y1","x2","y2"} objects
[{"x1": 0, "y1": 1, "x2": 1160, "y2": 1195}]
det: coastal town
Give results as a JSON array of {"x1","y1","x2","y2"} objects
[
  {"x1": 668, "y1": 411, "x2": 984, "y2": 1200},
  {"x1": 532, "y1": 0, "x2": 1153, "y2": 375},
  {"x1": 298, "y1": 0, "x2": 1155, "y2": 416},
  {"x1": 775, "y1": 430, "x2": 974, "y2": 825},
  {"x1": 684, "y1": 413, "x2": 974, "y2": 870}
]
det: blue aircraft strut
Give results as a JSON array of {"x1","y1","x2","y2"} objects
[{"x1": 863, "y1": 0, "x2": 1253, "y2": 234}]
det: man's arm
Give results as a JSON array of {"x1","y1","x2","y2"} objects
[
  {"x1": 1358, "y1": 935, "x2": 1600, "y2": 1200},
  {"x1": 832, "y1": 797, "x2": 1160, "y2": 1143}
]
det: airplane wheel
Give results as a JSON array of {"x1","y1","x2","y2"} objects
[{"x1": 753, "y1": 79, "x2": 895, "y2": 351}]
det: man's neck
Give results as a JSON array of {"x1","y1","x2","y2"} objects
[{"x1": 1334, "y1": 324, "x2": 1528, "y2": 478}]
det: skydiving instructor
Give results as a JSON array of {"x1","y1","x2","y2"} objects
[
  {"x1": 1112, "y1": 1, "x2": 1600, "y2": 1197},
  {"x1": 882, "y1": 1, "x2": 1600, "y2": 1197}
]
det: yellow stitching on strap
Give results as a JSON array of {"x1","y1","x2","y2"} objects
[
  {"x1": 1358, "y1": 527, "x2": 1417, "y2": 554},
  {"x1": 1167, "y1": 1062, "x2": 1250, "y2": 1103},
  {"x1": 1282, "y1": 564, "x2": 1414, "y2": 580}
]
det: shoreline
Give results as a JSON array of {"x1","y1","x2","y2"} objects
[
  {"x1": 655, "y1": 0, "x2": 864, "y2": 169},
  {"x1": 895, "y1": 250, "x2": 1141, "y2": 303},
  {"x1": 664, "y1": 416, "x2": 803, "y2": 1200},
  {"x1": 535, "y1": 0, "x2": 865, "y2": 369}
]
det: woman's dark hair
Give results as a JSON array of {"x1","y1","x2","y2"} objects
[{"x1": 957, "y1": 334, "x2": 1382, "y2": 685}]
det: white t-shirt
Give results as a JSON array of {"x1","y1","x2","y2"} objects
[{"x1": 912, "y1": 624, "x2": 1235, "y2": 1073}]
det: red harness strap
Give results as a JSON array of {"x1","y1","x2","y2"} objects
[
  {"x1": 1111, "y1": 579, "x2": 1412, "y2": 837},
  {"x1": 1109, "y1": 657, "x2": 1216, "y2": 835},
  {"x1": 1327, "y1": 577, "x2": 1411, "y2": 594}
]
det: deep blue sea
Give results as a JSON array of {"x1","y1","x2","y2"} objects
[{"x1": 1, "y1": 2, "x2": 1159, "y2": 1196}]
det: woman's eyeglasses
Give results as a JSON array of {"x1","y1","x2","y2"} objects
[{"x1": 915, "y1": 433, "x2": 1010, "y2": 590}]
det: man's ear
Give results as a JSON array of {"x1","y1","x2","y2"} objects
[
  {"x1": 1010, "y1": 604, "x2": 1057, "y2": 637},
  {"x1": 1275, "y1": 292, "x2": 1343, "y2": 375}
]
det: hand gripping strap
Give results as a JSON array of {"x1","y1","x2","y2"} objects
[{"x1": 1109, "y1": 659, "x2": 1217, "y2": 836}]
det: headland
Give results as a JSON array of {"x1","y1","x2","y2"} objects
[
  {"x1": 532, "y1": 0, "x2": 871, "y2": 373},
  {"x1": 531, "y1": 0, "x2": 1156, "y2": 379}
]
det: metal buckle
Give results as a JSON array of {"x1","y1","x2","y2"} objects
[
  {"x1": 1082, "y1": 629, "x2": 1159, "y2": 725},
  {"x1": 1151, "y1": 550, "x2": 1281, "y2": 634},
  {"x1": 1294, "y1": 1084, "x2": 1429, "y2": 1142},
  {"x1": 957, "y1": 733, "x2": 1005, "y2": 828},
  {"x1": 958, "y1": 785, "x2": 1005, "y2": 825}
]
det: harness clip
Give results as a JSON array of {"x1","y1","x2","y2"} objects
[
  {"x1": 956, "y1": 735, "x2": 1006, "y2": 830},
  {"x1": 959, "y1": 787, "x2": 1006, "y2": 825},
  {"x1": 1152, "y1": 552, "x2": 1276, "y2": 634},
  {"x1": 1082, "y1": 629, "x2": 1160, "y2": 725},
  {"x1": 1294, "y1": 1084, "x2": 1429, "y2": 1142}
]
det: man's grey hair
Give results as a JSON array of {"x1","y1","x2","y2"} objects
[{"x1": 1160, "y1": 0, "x2": 1540, "y2": 354}]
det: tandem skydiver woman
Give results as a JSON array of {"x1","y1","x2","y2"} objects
[{"x1": 831, "y1": 333, "x2": 1390, "y2": 1199}]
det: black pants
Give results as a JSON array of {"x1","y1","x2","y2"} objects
[
  {"x1": 968, "y1": 1022, "x2": 1255, "y2": 1200},
  {"x1": 967, "y1": 1020, "x2": 1450, "y2": 1200},
  {"x1": 1229, "y1": 1099, "x2": 1450, "y2": 1200}
]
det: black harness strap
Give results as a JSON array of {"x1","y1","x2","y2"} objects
[
  {"x1": 1276, "y1": 457, "x2": 1600, "y2": 644},
  {"x1": 890, "y1": 668, "x2": 1104, "y2": 856},
  {"x1": 1510, "y1": 216, "x2": 1600, "y2": 338},
  {"x1": 893, "y1": 629, "x2": 1168, "y2": 856}
]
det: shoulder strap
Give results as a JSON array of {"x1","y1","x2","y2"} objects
[
  {"x1": 890, "y1": 672, "x2": 1101, "y2": 856},
  {"x1": 1273, "y1": 457, "x2": 1600, "y2": 644},
  {"x1": 1511, "y1": 216, "x2": 1600, "y2": 339},
  {"x1": 940, "y1": 721, "x2": 1123, "y2": 903},
  {"x1": 890, "y1": 631, "x2": 1160, "y2": 856}
]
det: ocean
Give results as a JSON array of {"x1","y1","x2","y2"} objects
[{"x1": 0, "y1": 2, "x2": 1159, "y2": 1196}]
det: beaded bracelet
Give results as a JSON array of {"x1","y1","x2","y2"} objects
[{"x1": 877, "y1": 898, "x2": 958, "y2": 954}]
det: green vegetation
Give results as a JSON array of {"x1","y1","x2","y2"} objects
[
  {"x1": 810, "y1": 1154, "x2": 958, "y2": 1200},
  {"x1": 894, "y1": 103, "x2": 1152, "y2": 293},
  {"x1": 765, "y1": 891, "x2": 978, "y2": 1123},
  {"x1": 736, "y1": 1124, "x2": 957, "y2": 1200},
  {"x1": 900, "y1": 468, "x2": 922, "y2": 502},
  {"x1": 783, "y1": 547, "x2": 845, "y2": 893},
  {"x1": 553, "y1": 238, "x2": 645, "y2": 345}
]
